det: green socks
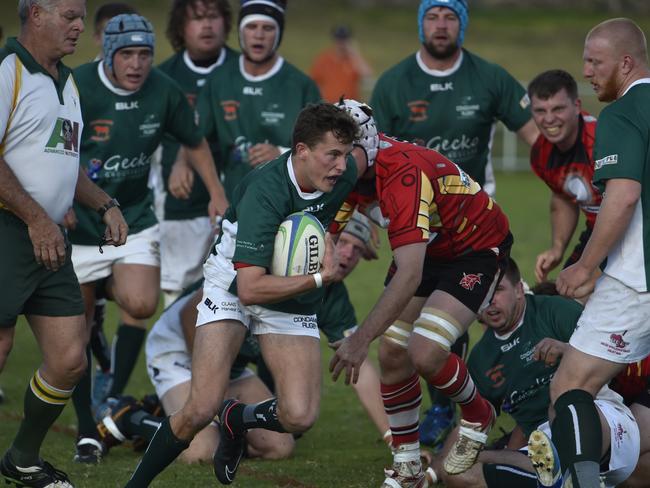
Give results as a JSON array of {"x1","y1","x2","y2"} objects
[
  {"x1": 10, "y1": 371, "x2": 73, "y2": 466},
  {"x1": 109, "y1": 324, "x2": 146, "y2": 397},
  {"x1": 125, "y1": 417, "x2": 189, "y2": 487}
]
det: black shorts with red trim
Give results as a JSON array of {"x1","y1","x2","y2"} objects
[{"x1": 384, "y1": 233, "x2": 513, "y2": 314}]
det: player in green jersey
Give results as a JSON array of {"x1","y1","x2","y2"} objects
[
  {"x1": 158, "y1": 0, "x2": 238, "y2": 307},
  {"x1": 550, "y1": 18, "x2": 650, "y2": 488},
  {"x1": 124, "y1": 103, "x2": 369, "y2": 487},
  {"x1": 68, "y1": 13, "x2": 228, "y2": 464},
  {"x1": 92, "y1": 3, "x2": 137, "y2": 58},
  {"x1": 196, "y1": 0, "x2": 321, "y2": 201},
  {"x1": 424, "y1": 259, "x2": 644, "y2": 488}
]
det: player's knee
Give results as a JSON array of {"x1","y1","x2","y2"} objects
[
  {"x1": 278, "y1": 403, "x2": 318, "y2": 433},
  {"x1": 409, "y1": 308, "x2": 461, "y2": 376},
  {"x1": 122, "y1": 297, "x2": 157, "y2": 319},
  {"x1": 408, "y1": 338, "x2": 448, "y2": 378},
  {"x1": 378, "y1": 336, "x2": 408, "y2": 372}
]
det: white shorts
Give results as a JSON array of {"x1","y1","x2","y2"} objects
[
  {"x1": 195, "y1": 280, "x2": 320, "y2": 339},
  {"x1": 146, "y1": 350, "x2": 254, "y2": 398},
  {"x1": 72, "y1": 224, "x2": 160, "y2": 284},
  {"x1": 536, "y1": 396, "x2": 640, "y2": 487},
  {"x1": 160, "y1": 217, "x2": 213, "y2": 291},
  {"x1": 570, "y1": 274, "x2": 650, "y2": 363}
]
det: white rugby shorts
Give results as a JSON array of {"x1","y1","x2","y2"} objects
[
  {"x1": 570, "y1": 274, "x2": 650, "y2": 363},
  {"x1": 196, "y1": 279, "x2": 321, "y2": 339},
  {"x1": 160, "y1": 217, "x2": 213, "y2": 291},
  {"x1": 72, "y1": 224, "x2": 160, "y2": 284}
]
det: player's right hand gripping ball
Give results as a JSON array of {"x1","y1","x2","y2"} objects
[{"x1": 337, "y1": 99, "x2": 379, "y2": 167}]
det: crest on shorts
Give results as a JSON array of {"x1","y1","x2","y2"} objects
[
  {"x1": 459, "y1": 272, "x2": 483, "y2": 290},
  {"x1": 609, "y1": 331, "x2": 628, "y2": 349}
]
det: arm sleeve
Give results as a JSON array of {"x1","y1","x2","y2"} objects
[
  {"x1": 547, "y1": 296, "x2": 584, "y2": 343},
  {"x1": 491, "y1": 64, "x2": 532, "y2": 132},
  {"x1": 385, "y1": 168, "x2": 432, "y2": 250},
  {"x1": 370, "y1": 76, "x2": 394, "y2": 134},
  {"x1": 165, "y1": 77, "x2": 203, "y2": 148},
  {"x1": 231, "y1": 187, "x2": 284, "y2": 268},
  {"x1": 0, "y1": 56, "x2": 16, "y2": 143},
  {"x1": 593, "y1": 108, "x2": 646, "y2": 184}
]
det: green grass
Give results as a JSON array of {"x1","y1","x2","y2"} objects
[
  {"x1": 0, "y1": 171, "x2": 571, "y2": 487},
  {"x1": 0, "y1": 2, "x2": 604, "y2": 485}
]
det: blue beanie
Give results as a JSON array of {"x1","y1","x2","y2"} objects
[
  {"x1": 418, "y1": 0, "x2": 468, "y2": 46},
  {"x1": 103, "y1": 14, "x2": 155, "y2": 72}
]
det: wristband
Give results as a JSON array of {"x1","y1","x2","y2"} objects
[
  {"x1": 312, "y1": 272, "x2": 323, "y2": 288},
  {"x1": 97, "y1": 198, "x2": 120, "y2": 217}
]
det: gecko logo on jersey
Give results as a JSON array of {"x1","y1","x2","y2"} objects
[
  {"x1": 427, "y1": 134, "x2": 479, "y2": 161},
  {"x1": 408, "y1": 100, "x2": 429, "y2": 122},
  {"x1": 594, "y1": 154, "x2": 618, "y2": 170},
  {"x1": 243, "y1": 86, "x2": 263, "y2": 96},
  {"x1": 44, "y1": 118, "x2": 80, "y2": 156},
  {"x1": 115, "y1": 101, "x2": 139, "y2": 111},
  {"x1": 221, "y1": 100, "x2": 239, "y2": 121},
  {"x1": 459, "y1": 272, "x2": 483, "y2": 290},
  {"x1": 102, "y1": 152, "x2": 152, "y2": 174},
  {"x1": 430, "y1": 82, "x2": 453, "y2": 92},
  {"x1": 90, "y1": 119, "x2": 113, "y2": 142}
]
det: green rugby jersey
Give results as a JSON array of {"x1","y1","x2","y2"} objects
[
  {"x1": 318, "y1": 281, "x2": 357, "y2": 342},
  {"x1": 70, "y1": 61, "x2": 203, "y2": 245},
  {"x1": 204, "y1": 151, "x2": 357, "y2": 315},
  {"x1": 467, "y1": 294, "x2": 582, "y2": 436},
  {"x1": 370, "y1": 50, "x2": 531, "y2": 186},
  {"x1": 197, "y1": 56, "x2": 321, "y2": 199},
  {"x1": 158, "y1": 47, "x2": 238, "y2": 220},
  {"x1": 593, "y1": 81, "x2": 650, "y2": 292}
]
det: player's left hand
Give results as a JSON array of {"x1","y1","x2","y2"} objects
[
  {"x1": 248, "y1": 143, "x2": 280, "y2": 167},
  {"x1": 533, "y1": 338, "x2": 568, "y2": 367},
  {"x1": 207, "y1": 194, "x2": 229, "y2": 225},
  {"x1": 329, "y1": 331, "x2": 370, "y2": 385},
  {"x1": 169, "y1": 160, "x2": 194, "y2": 199},
  {"x1": 102, "y1": 206, "x2": 128, "y2": 246},
  {"x1": 556, "y1": 261, "x2": 596, "y2": 299}
]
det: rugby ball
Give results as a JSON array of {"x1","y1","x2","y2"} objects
[{"x1": 271, "y1": 212, "x2": 325, "y2": 276}]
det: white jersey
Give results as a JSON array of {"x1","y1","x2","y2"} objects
[
  {"x1": 145, "y1": 292, "x2": 192, "y2": 362},
  {"x1": 0, "y1": 38, "x2": 82, "y2": 224}
]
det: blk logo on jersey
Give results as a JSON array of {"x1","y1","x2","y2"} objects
[
  {"x1": 115, "y1": 101, "x2": 139, "y2": 111},
  {"x1": 459, "y1": 272, "x2": 483, "y2": 290},
  {"x1": 90, "y1": 119, "x2": 113, "y2": 142},
  {"x1": 243, "y1": 86, "x2": 263, "y2": 96},
  {"x1": 44, "y1": 118, "x2": 80, "y2": 156},
  {"x1": 407, "y1": 100, "x2": 429, "y2": 122},
  {"x1": 221, "y1": 100, "x2": 239, "y2": 121},
  {"x1": 430, "y1": 82, "x2": 453, "y2": 92}
]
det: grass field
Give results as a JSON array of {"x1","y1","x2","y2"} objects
[
  {"x1": 0, "y1": 1, "x2": 631, "y2": 486},
  {"x1": 0, "y1": 171, "x2": 569, "y2": 487}
]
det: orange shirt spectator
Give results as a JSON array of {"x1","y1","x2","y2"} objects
[{"x1": 310, "y1": 25, "x2": 372, "y2": 102}]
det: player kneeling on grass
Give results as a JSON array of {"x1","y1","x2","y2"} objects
[
  {"x1": 96, "y1": 280, "x2": 294, "y2": 463},
  {"x1": 330, "y1": 100, "x2": 512, "y2": 487},
  {"x1": 424, "y1": 258, "x2": 646, "y2": 488},
  {"x1": 124, "y1": 102, "x2": 371, "y2": 486}
]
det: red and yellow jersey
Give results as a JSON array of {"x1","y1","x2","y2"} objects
[
  {"x1": 610, "y1": 356, "x2": 650, "y2": 405},
  {"x1": 530, "y1": 113, "x2": 601, "y2": 229},
  {"x1": 374, "y1": 134, "x2": 509, "y2": 259}
]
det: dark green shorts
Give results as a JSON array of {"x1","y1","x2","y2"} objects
[{"x1": 0, "y1": 210, "x2": 84, "y2": 327}]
